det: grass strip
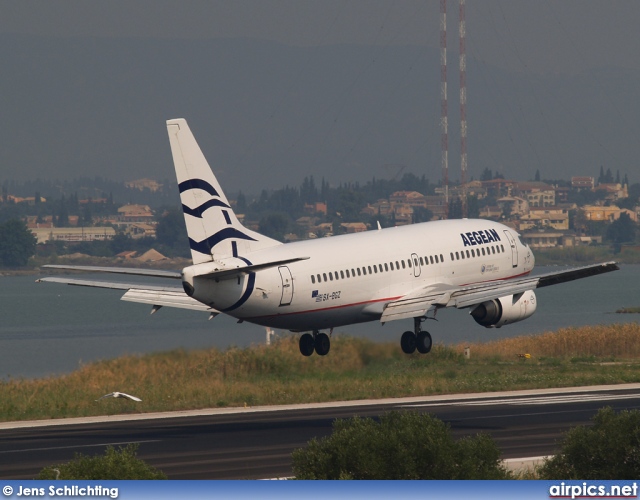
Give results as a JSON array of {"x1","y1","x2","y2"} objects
[{"x1": 1, "y1": 322, "x2": 639, "y2": 422}]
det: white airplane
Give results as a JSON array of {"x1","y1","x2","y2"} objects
[{"x1": 38, "y1": 118, "x2": 619, "y2": 357}]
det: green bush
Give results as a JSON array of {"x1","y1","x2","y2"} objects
[
  {"x1": 539, "y1": 407, "x2": 640, "y2": 479},
  {"x1": 292, "y1": 411, "x2": 510, "y2": 479},
  {"x1": 36, "y1": 444, "x2": 167, "y2": 480}
]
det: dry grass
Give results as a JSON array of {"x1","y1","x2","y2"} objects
[
  {"x1": 1, "y1": 323, "x2": 639, "y2": 422},
  {"x1": 456, "y1": 323, "x2": 640, "y2": 360}
]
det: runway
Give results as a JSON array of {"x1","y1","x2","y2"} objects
[{"x1": 2, "y1": 384, "x2": 640, "y2": 479}]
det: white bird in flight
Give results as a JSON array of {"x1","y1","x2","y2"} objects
[{"x1": 96, "y1": 392, "x2": 142, "y2": 402}]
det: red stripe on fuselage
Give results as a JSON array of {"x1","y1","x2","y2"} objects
[
  {"x1": 247, "y1": 295, "x2": 403, "y2": 321},
  {"x1": 247, "y1": 269, "x2": 532, "y2": 321}
]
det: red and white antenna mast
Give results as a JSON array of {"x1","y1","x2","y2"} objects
[
  {"x1": 459, "y1": 0, "x2": 468, "y2": 217},
  {"x1": 440, "y1": 0, "x2": 449, "y2": 218}
]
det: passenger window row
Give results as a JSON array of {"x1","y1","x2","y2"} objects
[
  {"x1": 310, "y1": 252, "x2": 445, "y2": 284},
  {"x1": 450, "y1": 244, "x2": 505, "y2": 261},
  {"x1": 310, "y1": 244, "x2": 508, "y2": 284}
]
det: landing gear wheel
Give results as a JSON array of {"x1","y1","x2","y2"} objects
[
  {"x1": 400, "y1": 331, "x2": 417, "y2": 354},
  {"x1": 299, "y1": 333, "x2": 315, "y2": 356},
  {"x1": 315, "y1": 333, "x2": 331, "y2": 356},
  {"x1": 416, "y1": 331, "x2": 432, "y2": 354}
]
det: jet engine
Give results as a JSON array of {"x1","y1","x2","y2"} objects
[{"x1": 470, "y1": 291, "x2": 537, "y2": 328}]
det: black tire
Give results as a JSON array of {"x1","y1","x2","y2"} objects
[
  {"x1": 416, "y1": 331, "x2": 433, "y2": 354},
  {"x1": 315, "y1": 333, "x2": 331, "y2": 356},
  {"x1": 400, "y1": 331, "x2": 417, "y2": 354},
  {"x1": 299, "y1": 333, "x2": 315, "y2": 356}
]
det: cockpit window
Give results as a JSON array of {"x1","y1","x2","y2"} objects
[{"x1": 518, "y1": 234, "x2": 528, "y2": 247}]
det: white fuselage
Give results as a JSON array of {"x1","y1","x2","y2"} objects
[{"x1": 183, "y1": 219, "x2": 534, "y2": 332}]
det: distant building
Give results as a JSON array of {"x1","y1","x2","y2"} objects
[
  {"x1": 513, "y1": 182, "x2": 556, "y2": 207},
  {"x1": 594, "y1": 183, "x2": 628, "y2": 202},
  {"x1": 582, "y1": 205, "x2": 622, "y2": 222},
  {"x1": 117, "y1": 204, "x2": 154, "y2": 222},
  {"x1": 519, "y1": 207, "x2": 569, "y2": 231},
  {"x1": 555, "y1": 186, "x2": 570, "y2": 203},
  {"x1": 479, "y1": 205, "x2": 502, "y2": 219},
  {"x1": 497, "y1": 196, "x2": 529, "y2": 216},
  {"x1": 3, "y1": 195, "x2": 46, "y2": 205},
  {"x1": 521, "y1": 230, "x2": 602, "y2": 249},
  {"x1": 295, "y1": 216, "x2": 319, "y2": 228},
  {"x1": 392, "y1": 205, "x2": 414, "y2": 226},
  {"x1": 423, "y1": 195, "x2": 447, "y2": 219},
  {"x1": 480, "y1": 179, "x2": 518, "y2": 197},
  {"x1": 360, "y1": 200, "x2": 393, "y2": 217},
  {"x1": 389, "y1": 191, "x2": 426, "y2": 207},
  {"x1": 340, "y1": 222, "x2": 368, "y2": 233},
  {"x1": 571, "y1": 176, "x2": 595, "y2": 191},
  {"x1": 126, "y1": 178, "x2": 162, "y2": 192},
  {"x1": 303, "y1": 202, "x2": 327, "y2": 215},
  {"x1": 450, "y1": 180, "x2": 487, "y2": 200},
  {"x1": 31, "y1": 227, "x2": 116, "y2": 244},
  {"x1": 126, "y1": 223, "x2": 157, "y2": 239}
]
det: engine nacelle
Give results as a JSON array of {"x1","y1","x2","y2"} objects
[{"x1": 470, "y1": 290, "x2": 537, "y2": 328}]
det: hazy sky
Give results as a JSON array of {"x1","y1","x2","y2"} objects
[
  {"x1": 4, "y1": 0, "x2": 639, "y2": 74},
  {"x1": 1, "y1": 1, "x2": 639, "y2": 192}
]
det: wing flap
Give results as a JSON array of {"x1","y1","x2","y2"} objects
[
  {"x1": 121, "y1": 288, "x2": 215, "y2": 312},
  {"x1": 380, "y1": 284, "x2": 453, "y2": 322}
]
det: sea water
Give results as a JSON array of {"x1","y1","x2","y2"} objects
[{"x1": 0, "y1": 265, "x2": 637, "y2": 379}]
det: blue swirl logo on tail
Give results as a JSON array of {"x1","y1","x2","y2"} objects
[
  {"x1": 180, "y1": 177, "x2": 256, "y2": 257},
  {"x1": 179, "y1": 179, "x2": 221, "y2": 197},
  {"x1": 180, "y1": 179, "x2": 231, "y2": 218},
  {"x1": 189, "y1": 227, "x2": 257, "y2": 255},
  {"x1": 182, "y1": 199, "x2": 230, "y2": 218}
]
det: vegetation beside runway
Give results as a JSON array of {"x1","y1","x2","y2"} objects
[
  {"x1": 1, "y1": 322, "x2": 640, "y2": 422},
  {"x1": 616, "y1": 307, "x2": 640, "y2": 313}
]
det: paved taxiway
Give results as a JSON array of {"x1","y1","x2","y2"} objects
[{"x1": 2, "y1": 384, "x2": 640, "y2": 479}]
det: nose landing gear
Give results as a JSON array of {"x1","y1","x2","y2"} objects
[{"x1": 400, "y1": 317, "x2": 432, "y2": 354}]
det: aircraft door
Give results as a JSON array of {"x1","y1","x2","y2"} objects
[
  {"x1": 503, "y1": 230, "x2": 518, "y2": 268},
  {"x1": 411, "y1": 253, "x2": 421, "y2": 277},
  {"x1": 278, "y1": 266, "x2": 294, "y2": 306}
]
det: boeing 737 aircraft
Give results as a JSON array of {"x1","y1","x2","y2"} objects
[{"x1": 38, "y1": 119, "x2": 619, "y2": 356}]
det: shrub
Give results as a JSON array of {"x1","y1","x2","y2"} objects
[
  {"x1": 36, "y1": 444, "x2": 167, "y2": 480},
  {"x1": 539, "y1": 407, "x2": 640, "y2": 479},
  {"x1": 292, "y1": 411, "x2": 510, "y2": 479}
]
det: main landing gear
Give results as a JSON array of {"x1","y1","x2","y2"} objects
[
  {"x1": 299, "y1": 330, "x2": 331, "y2": 356},
  {"x1": 400, "y1": 317, "x2": 432, "y2": 355}
]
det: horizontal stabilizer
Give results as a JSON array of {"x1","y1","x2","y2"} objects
[
  {"x1": 198, "y1": 256, "x2": 310, "y2": 281},
  {"x1": 37, "y1": 277, "x2": 215, "y2": 313},
  {"x1": 42, "y1": 265, "x2": 181, "y2": 279}
]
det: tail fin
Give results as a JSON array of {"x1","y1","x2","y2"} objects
[{"x1": 166, "y1": 118, "x2": 281, "y2": 264}]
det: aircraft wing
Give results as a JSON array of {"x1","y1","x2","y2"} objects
[
  {"x1": 381, "y1": 261, "x2": 619, "y2": 323},
  {"x1": 36, "y1": 277, "x2": 216, "y2": 313}
]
